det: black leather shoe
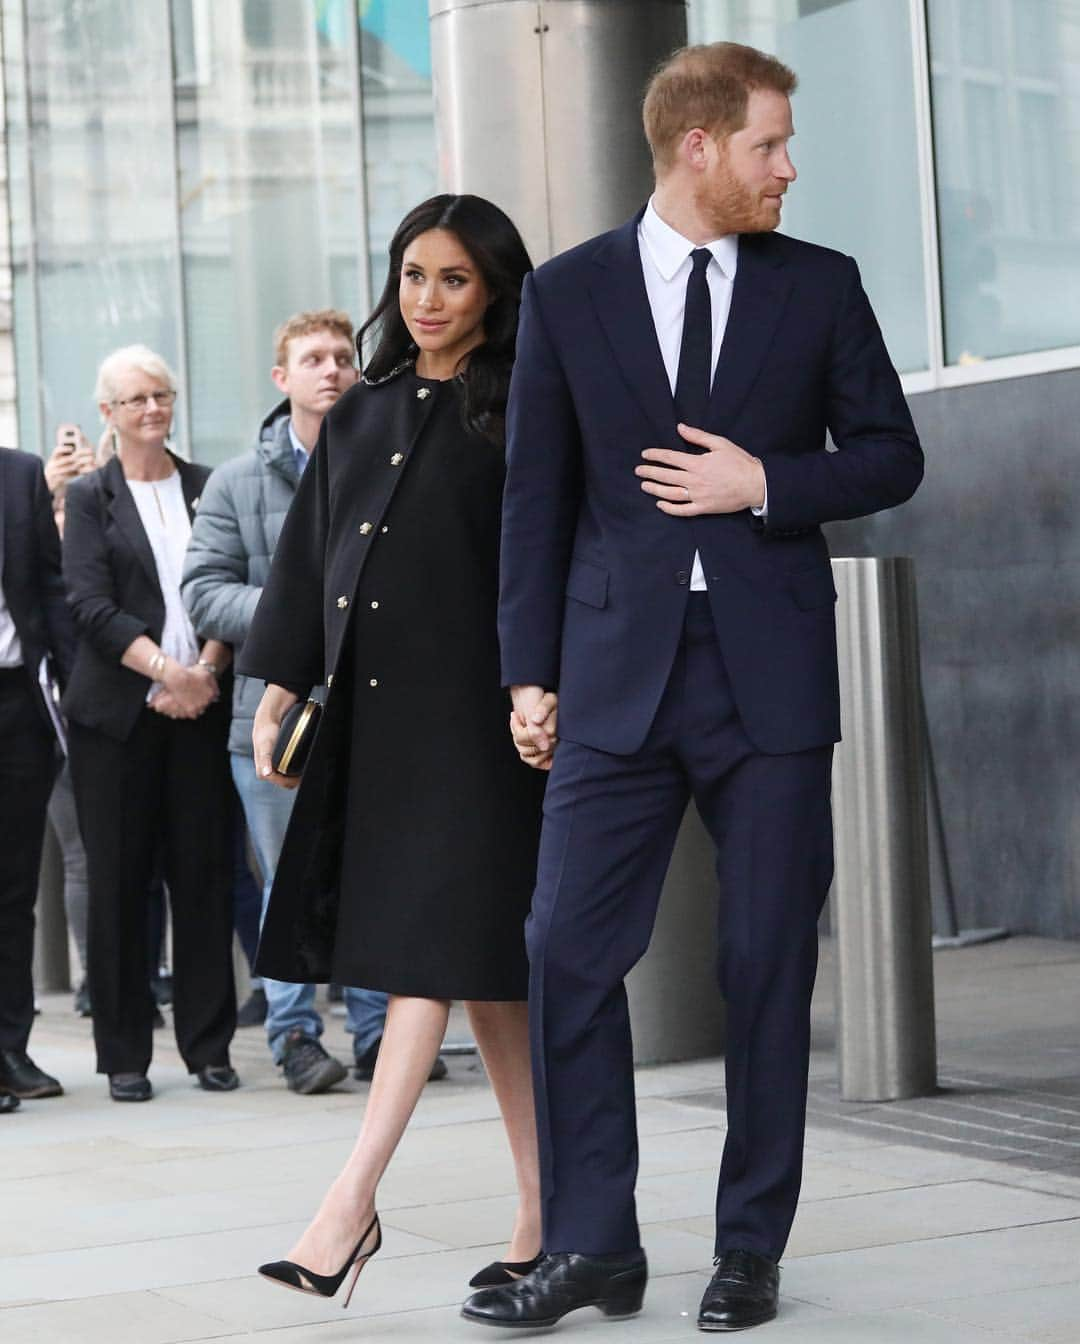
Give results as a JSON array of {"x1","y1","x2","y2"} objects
[
  {"x1": 109, "y1": 1072, "x2": 153, "y2": 1102},
  {"x1": 0, "y1": 1050, "x2": 63, "y2": 1099},
  {"x1": 354, "y1": 1036, "x2": 448, "y2": 1083},
  {"x1": 462, "y1": 1250, "x2": 647, "y2": 1328},
  {"x1": 0, "y1": 1092, "x2": 20, "y2": 1113},
  {"x1": 196, "y1": 1064, "x2": 240, "y2": 1091},
  {"x1": 697, "y1": 1250, "x2": 779, "y2": 1331}
]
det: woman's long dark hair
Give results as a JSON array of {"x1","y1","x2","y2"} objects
[{"x1": 358, "y1": 194, "x2": 533, "y2": 446}]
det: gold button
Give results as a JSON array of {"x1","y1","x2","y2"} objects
[
  {"x1": 336, "y1": 595, "x2": 349, "y2": 609},
  {"x1": 326, "y1": 674, "x2": 334, "y2": 687},
  {"x1": 370, "y1": 600, "x2": 379, "y2": 610},
  {"x1": 369, "y1": 678, "x2": 378, "y2": 687},
  {"x1": 390, "y1": 453, "x2": 404, "y2": 466},
  {"x1": 360, "y1": 522, "x2": 372, "y2": 535}
]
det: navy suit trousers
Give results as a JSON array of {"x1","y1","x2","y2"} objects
[{"x1": 527, "y1": 594, "x2": 834, "y2": 1260}]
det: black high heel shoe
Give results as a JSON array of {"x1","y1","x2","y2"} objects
[
  {"x1": 258, "y1": 1212, "x2": 381, "y2": 1308},
  {"x1": 469, "y1": 1252, "x2": 543, "y2": 1288}
]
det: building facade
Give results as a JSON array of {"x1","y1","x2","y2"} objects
[{"x1": 2, "y1": 0, "x2": 1078, "y2": 937}]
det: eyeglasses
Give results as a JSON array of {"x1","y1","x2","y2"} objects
[{"x1": 113, "y1": 390, "x2": 177, "y2": 411}]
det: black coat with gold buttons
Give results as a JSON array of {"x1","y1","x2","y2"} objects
[{"x1": 238, "y1": 368, "x2": 544, "y2": 996}]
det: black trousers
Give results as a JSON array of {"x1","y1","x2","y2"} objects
[
  {"x1": 0, "y1": 668, "x2": 57, "y2": 1052},
  {"x1": 68, "y1": 703, "x2": 236, "y2": 1075},
  {"x1": 528, "y1": 595, "x2": 834, "y2": 1262}
]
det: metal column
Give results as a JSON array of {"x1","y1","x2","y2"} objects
[
  {"x1": 429, "y1": 0, "x2": 687, "y2": 263},
  {"x1": 831, "y1": 557, "x2": 938, "y2": 1102}
]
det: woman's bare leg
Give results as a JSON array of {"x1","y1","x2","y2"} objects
[
  {"x1": 284, "y1": 994, "x2": 449, "y2": 1274},
  {"x1": 466, "y1": 999, "x2": 541, "y2": 1264}
]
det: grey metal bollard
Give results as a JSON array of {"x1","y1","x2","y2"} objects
[{"x1": 831, "y1": 557, "x2": 937, "y2": 1102}]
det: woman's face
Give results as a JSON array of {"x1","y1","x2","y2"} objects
[
  {"x1": 399, "y1": 228, "x2": 491, "y2": 373},
  {"x1": 100, "y1": 365, "x2": 175, "y2": 451}
]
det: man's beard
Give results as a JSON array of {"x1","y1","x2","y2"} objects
[{"x1": 694, "y1": 159, "x2": 782, "y2": 236}]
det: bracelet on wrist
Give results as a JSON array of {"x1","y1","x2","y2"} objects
[
  {"x1": 149, "y1": 651, "x2": 167, "y2": 679},
  {"x1": 197, "y1": 658, "x2": 220, "y2": 678}
]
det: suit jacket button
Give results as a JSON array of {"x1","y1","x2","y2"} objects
[
  {"x1": 370, "y1": 600, "x2": 379, "y2": 610},
  {"x1": 369, "y1": 678, "x2": 378, "y2": 687},
  {"x1": 381, "y1": 525, "x2": 389, "y2": 533},
  {"x1": 360, "y1": 522, "x2": 373, "y2": 534},
  {"x1": 390, "y1": 453, "x2": 404, "y2": 465},
  {"x1": 337, "y1": 595, "x2": 349, "y2": 609},
  {"x1": 326, "y1": 674, "x2": 334, "y2": 687},
  {"x1": 676, "y1": 570, "x2": 690, "y2": 585}
]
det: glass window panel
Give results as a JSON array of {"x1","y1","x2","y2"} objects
[
  {"x1": 359, "y1": 0, "x2": 436, "y2": 303},
  {"x1": 20, "y1": 1, "x2": 183, "y2": 455},
  {"x1": 928, "y1": 0, "x2": 1080, "y2": 362},
  {"x1": 172, "y1": 0, "x2": 364, "y2": 465},
  {"x1": 688, "y1": 1, "x2": 929, "y2": 374}
]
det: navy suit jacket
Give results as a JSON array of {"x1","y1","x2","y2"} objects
[{"x1": 498, "y1": 213, "x2": 924, "y2": 756}]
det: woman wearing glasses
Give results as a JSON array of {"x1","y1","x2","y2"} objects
[{"x1": 62, "y1": 345, "x2": 239, "y2": 1102}]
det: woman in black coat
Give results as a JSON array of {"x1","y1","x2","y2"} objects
[
  {"x1": 63, "y1": 345, "x2": 238, "y2": 1102},
  {"x1": 242, "y1": 196, "x2": 548, "y2": 1306}
]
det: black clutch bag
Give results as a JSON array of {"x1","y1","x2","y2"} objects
[{"x1": 271, "y1": 699, "x2": 322, "y2": 778}]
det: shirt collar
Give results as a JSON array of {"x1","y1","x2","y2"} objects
[
  {"x1": 287, "y1": 419, "x2": 308, "y2": 465},
  {"x1": 640, "y1": 197, "x2": 739, "y2": 282}
]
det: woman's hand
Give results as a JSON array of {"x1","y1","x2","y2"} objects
[
  {"x1": 253, "y1": 684, "x2": 301, "y2": 790},
  {"x1": 509, "y1": 686, "x2": 558, "y2": 771},
  {"x1": 148, "y1": 689, "x2": 189, "y2": 719},
  {"x1": 162, "y1": 659, "x2": 219, "y2": 718}
]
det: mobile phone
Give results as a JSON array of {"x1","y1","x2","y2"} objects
[{"x1": 55, "y1": 424, "x2": 80, "y2": 454}]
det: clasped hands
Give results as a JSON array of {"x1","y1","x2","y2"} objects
[{"x1": 149, "y1": 661, "x2": 219, "y2": 721}]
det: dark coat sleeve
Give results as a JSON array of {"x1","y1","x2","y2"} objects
[
  {"x1": 498, "y1": 272, "x2": 584, "y2": 691},
  {"x1": 62, "y1": 473, "x2": 151, "y2": 662},
  {"x1": 29, "y1": 455, "x2": 77, "y2": 684},
  {"x1": 760, "y1": 257, "x2": 924, "y2": 534},
  {"x1": 235, "y1": 423, "x2": 328, "y2": 691}
]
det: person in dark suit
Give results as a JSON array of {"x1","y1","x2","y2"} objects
[
  {"x1": 62, "y1": 345, "x2": 238, "y2": 1103},
  {"x1": 463, "y1": 43, "x2": 924, "y2": 1333},
  {"x1": 0, "y1": 448, "x2": 76, "y2": 1112}
]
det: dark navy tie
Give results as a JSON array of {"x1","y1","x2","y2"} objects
[{"x1": 674, "y1": 247, "x2": 713, "y2": 429}]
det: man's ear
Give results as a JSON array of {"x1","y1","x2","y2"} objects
[
  {"x1": 270, "y1": 365, "x2": 289, "y2": 394},
  {"x1": 681, "y1": 126, "x2": 711, "y2": 170}
]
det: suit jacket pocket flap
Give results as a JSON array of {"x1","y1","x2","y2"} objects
[
  {"x1": 565, "y1": 558, "x2": 609, "y2": 609},
  {"x1": 789, "y1": 564, "x2": 837, "y2": 611}
]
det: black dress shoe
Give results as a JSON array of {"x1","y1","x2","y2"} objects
[
  {"x1": 0, "y1": 1050, "x2": 63, "y2": 1099},
  {"x1": 353, "y1": 1036, "x2": 448, "y2": 1082},
  {"x1": 109, "y1": 1072, "x2": 153, "y2": 1102},
  {"x1": 0, "y1": 1092, "x2": 20, "y2": 1113},
  {"x1": 469, "y1": 1252, "x2": 543, "y2": 1288},
  {"x1": 697, "y1": 1250, "x2": 779, "y2": 1331},
  {"x1": 196, "y1": 1064, "x2": 240, "y2": 1091},
  {"x1": 462, "y1": 1250, "x2": 647, "y2": 1328}
]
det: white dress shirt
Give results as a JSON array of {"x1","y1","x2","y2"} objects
[
  {"x1": 637, "y1": 198, "x2": 764, "y2": 590},
  {"x1": 126, "y1": 472, "x2": 199, "y2": 699},
  {"x1": 0, "y1": 581, "x2": 23, "y2": 667}
]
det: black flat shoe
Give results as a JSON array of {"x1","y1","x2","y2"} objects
[
  {"x1": 196, "y1": 1065, "x2": 239, "y2": 1092},
  {"x1": 0, "y1": 1050, "x2": 63, "y2": 1099},
  {"x1": 0, "y1": 1092, "x2": 20, "y2": 1114},
  {"x1": 259, "y1": 1212, "x2": 381, "y2": 1308},
  {"x1": 469, "y1": 1253, "x2": 543, "y2": 1288},
  {"x1": 697, "y1": 1249, "x2": 779, "y2": 1331},
  {"x1": 109, "y1": 1072, "x2": 153, "y2": 1102},
  {"x1": 461, "y1": 1250, "x2": 647, "y2": 1328}
]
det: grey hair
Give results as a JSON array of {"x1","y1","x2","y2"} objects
[{"x1": 94, "y1": 344, "x2": 178, "y2": 405}]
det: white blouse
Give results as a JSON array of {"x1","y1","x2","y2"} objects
[{"x1": 126, "y1": 471, "x2": 199, "y2": 698}]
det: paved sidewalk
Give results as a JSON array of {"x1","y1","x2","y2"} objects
[{"x1": 1, "y1": 936, "x2": 1079, "y2": 1343}]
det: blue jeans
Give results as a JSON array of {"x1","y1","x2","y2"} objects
[{"x1": 230, "y1": 753, "x2": 387, "y2": 1063}]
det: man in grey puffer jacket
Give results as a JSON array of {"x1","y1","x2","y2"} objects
[{"x1": 182, "y1": 311, "x2": 403, "y2": 1094}]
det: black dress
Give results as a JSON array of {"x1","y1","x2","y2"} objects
[{"x1": 240, "y1": 368, "x2": 545, "y2": 1001}]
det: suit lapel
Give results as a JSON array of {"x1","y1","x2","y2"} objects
[
  {"x1": 103, "y1": 455, "x2": 159, "y2": 591},
  {"x1": 173, "y1": 453, "x2": 204, "y2": 520},
  {"x1": 708, "y1": 233, "x2": 792, "y2": 431},
  {"x1": 588, "y1": 215, "x2": 680, "y2": 448}
]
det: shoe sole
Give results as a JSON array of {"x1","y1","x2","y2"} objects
[
  {"x1": 697, "y1": 1306, "x2": 778, "y2": 1331},
  {"x1": 460, "y1": 1301, "x2": 643, "y2": 1329},
  {"x1": 288, "y1": 1059, "x2": 348, "y2": 1095},
  {"x1": 6, "y1": 1084, "x2": 63, "y2": 1099}
]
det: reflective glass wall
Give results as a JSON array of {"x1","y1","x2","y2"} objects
[
  {"x1": 688, "y1": 0, "x2": 929, "y2": 375},
  {"x1": 4, "y1": 0, "x2": 436, "y2": 465}
]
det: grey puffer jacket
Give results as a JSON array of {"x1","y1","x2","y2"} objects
[{"x1": 181, "y1": 401, "x2": 301, "y2": 756}]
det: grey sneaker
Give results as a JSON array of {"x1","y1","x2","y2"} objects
[{"x1": 280, "y1": 1030, "x2": 348, "y2": 1095}]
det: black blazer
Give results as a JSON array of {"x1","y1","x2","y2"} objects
[
  {"x1": 62, "y1": 453, "x2": 211, "y2": 741},
  {"x1": 0, "y1": 448, "x2": 76, "y2": 732},
  {"x1": 499, "y1": 215, "x2": 924, "y2": 756}
]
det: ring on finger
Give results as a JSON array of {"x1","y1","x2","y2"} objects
[{"x1": 683, "y1": 485, "x2": 692, "y2": 502}]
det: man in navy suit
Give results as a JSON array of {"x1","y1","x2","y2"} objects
[
  {"x1": 463, "y1": 43, "x2": 923, "y2": 1333},
  {"x1": 0, "y1": 448, "x2": 76, "y2": 1112}
]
